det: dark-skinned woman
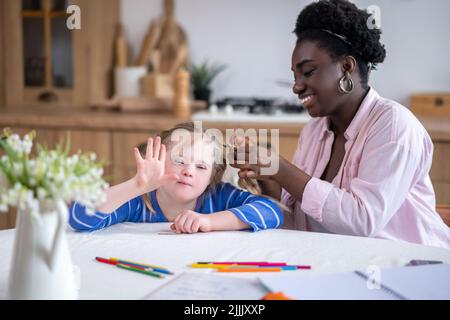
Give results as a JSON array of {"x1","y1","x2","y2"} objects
[{"x1": 234, "y1": 0, "x2": 450, "y2": 248}]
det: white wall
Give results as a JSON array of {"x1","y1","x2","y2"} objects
[{"x1": 122, "y1": 0, "x2": 450, "y2": 107}]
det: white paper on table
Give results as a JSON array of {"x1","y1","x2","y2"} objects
[
  {"x1": 258, "y1": 264, "x2": 450, "y2": 300},
  {"x1": 374, "y1": 263, "x2": 450, "y2": 300},
  {"x1": 259, "y1": 271, "x2": 396, "y2": 300},
  {"x1": 143, "y1": 272, "x2": 268, "y2": 300}
]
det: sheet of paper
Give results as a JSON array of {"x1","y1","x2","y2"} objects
[
  {"x1": 144, "y1": 272, "x2": 268, "y2": 300},
  {"x1": 259, "y1": 264, "x2": 450, "y2": 300},
  {"x1": 259, "y1": 272, "x2": 396, "y2": 300},
  {"x1": 374, "y1": 263, "x2": 450, "y2": 300}
]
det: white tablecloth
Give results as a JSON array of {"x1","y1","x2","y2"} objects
[{"x1": 1, "y1": 222, "x2": 449, "y2": 299}]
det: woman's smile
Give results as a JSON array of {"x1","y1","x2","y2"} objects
[{"x1": 299, "y1": 93, "x2": 315, "y2": 109}]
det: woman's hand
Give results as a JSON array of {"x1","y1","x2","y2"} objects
[
  {"x1": 170, "y1": 210, "x2": 212, "y2": 234},
  {"x1": 133, "y1": 136, "x2": 179, "y2": 193},
  {"x1": 228, "y1": 136, "x2": 280, "y2": 181}
]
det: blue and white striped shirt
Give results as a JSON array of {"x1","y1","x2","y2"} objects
[{"x1": 68, "y1": 182, "x2": 283, "y2": 232}]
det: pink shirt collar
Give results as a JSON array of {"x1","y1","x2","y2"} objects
[{"x1": 317, "y1": 87, "x2": 380, "y2": 141}]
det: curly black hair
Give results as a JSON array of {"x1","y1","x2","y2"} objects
[{"x1": 294, "y1": 0, "x2": 386, "y2": 88}]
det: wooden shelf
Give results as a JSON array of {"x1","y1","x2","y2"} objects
[
  {"x1": 49, "y1": 11, "x2": 70, "y2": 18},
  {"x1": 22, "y1": 10, "x2": 69, "y2": 18},
  {"x1": 3, "y1": 0, "x2": 120, "y2": 107},
  {"x1": 22, "y1": 10, "x2": 44, "y2": 17}
]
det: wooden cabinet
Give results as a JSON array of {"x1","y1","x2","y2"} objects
[
  {"x1": 430, "y1": 142, "x2": 450, "y2": 204},
  {"x1": 1, "y1": 0, "x2": 119, "y2": 108},
  {"x1": 416, "y1": 117, "x2": 450, "y2": 205}
]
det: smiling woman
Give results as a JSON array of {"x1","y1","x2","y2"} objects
[{"x1": 233, "y1": 0, "x2": 450, "y2": 248}]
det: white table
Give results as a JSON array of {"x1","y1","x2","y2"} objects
[{"x1": 1, "y1": 223, "x2": 449, "y2": 299}]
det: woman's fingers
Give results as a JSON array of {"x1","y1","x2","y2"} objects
[
  {"x1": 154, "y1": 136, "x2": 161, "y2": 160},
  {"x1": 244, "y1": 170, "x2": 257, "y2": 178},
  {"x1": 238, "y1": 169, "x2": 257, "y2": 178},
  {"x1": 145, "y1": 137, "x2": 153, "y2": 160}
]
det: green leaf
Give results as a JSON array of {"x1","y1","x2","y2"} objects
[
  {"x1": 0, "y1": 158, "x2": 14, "y2": 185},
  {"x1": 0, "y1": 137, "x2": 18, "y2": 160},
  {"x1": 190, "y1": 59, "x2": 227, "y2": 91}
]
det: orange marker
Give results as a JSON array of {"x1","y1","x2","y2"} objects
[{"x1": 262, "y1": 292, "x2": 293, "y2": 300}]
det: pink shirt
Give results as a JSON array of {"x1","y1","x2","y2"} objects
[{"x1": 281, "y1": 87, "x2": 450, "y2": 249}]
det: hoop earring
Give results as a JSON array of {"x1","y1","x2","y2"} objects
[{"x1": 338, "y1": 74, "x2": 354, "y2": 94}]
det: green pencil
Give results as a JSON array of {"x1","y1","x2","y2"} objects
[{"x1": 116, "y1": 263, "x2": 163, "y2": 278}]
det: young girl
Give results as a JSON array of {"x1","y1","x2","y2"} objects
[{"x1": 69, "y1": 122, "x2": 283, "y2": 233}]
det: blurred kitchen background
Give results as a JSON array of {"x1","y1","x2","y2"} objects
[
  {"x1": 1, "y1": 0, "x2": 449, "y2": 229},
  {"x1": 124, "y1": 0, "x2": 450, "y2": 106}
]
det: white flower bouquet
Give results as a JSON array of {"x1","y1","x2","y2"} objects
[{"x1": 0, "y1": 128, "x2": 108, "y2": 217}]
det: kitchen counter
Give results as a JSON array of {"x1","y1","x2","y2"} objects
[
  {"x1": 1, "y1": 108, "x2": 448, "y2": 140},
  {"x1": 0, "y1": 107, "x2": 306, "y2": 135},
  {"x1": 0, "y1": 107, "x2": 181, "y2": 132},
  {"x1": 416, "y1": 116, "x2": 450, "y2": 141},
  {"x1": 192, "y1": 110, "x2": 311, "y2": 124}
]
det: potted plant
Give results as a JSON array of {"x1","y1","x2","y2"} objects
[
  {"x1": 190, "y1": 60, "x2": 227, "y2": 106},
  {"x1": 0, "y1": 129, "x2": 108, "y2": 299}
]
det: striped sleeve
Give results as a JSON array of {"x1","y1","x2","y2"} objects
[
  {"x1": 219, "y1": 183, "x2": 283, "y2": 232},
  {"x1": 68, "y1": 196, "x2": 150, "y2": 232}
]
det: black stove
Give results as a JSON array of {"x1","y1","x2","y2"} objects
[{"x1": 213, "y1": 97, "x2": 305, "y2": 115}]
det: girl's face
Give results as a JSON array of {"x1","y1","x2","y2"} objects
[{"x1": 161, "y1": 138, "x2": 215, "y2": 203}]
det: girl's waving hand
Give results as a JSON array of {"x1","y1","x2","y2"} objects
[{"x1": 133, "y1": 136, "x2": 179, "y2": 193}]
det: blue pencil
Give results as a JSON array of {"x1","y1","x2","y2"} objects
[{"x1": 111, "y1": 258, "x2": 174, "y2": 275}]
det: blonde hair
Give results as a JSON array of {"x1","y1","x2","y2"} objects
[{"x1": 138, "y1": 122, "x2": 290, "y2": 215}]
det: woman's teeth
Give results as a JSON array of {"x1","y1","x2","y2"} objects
[{"x1": 300, "y1": 95, "x2": 314, "y2": 107}]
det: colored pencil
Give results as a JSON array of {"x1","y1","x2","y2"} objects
[
  {"x1": 95, "y1": 257, "x2": 173, "y2": 275},
  {"x1": 116, "y1": 263, "x2": 163, "y2": 278},
  {"x1": 110, "y1": 258, "x2": 173, "y2": 275},
  {"x1": 220, "y1": 265, "x2": 298, "y2": 271},
  {"x1": 193, "y1": 262, "x2": 311, "y2": 269},
  {"x1": 95, "y1": 256, "x2": 117, "y2": 266},
  {"x1": 218, "y1": 267, "x2": 282, "y2": 273},
  {"x1": 198, "y1": 262, "x2": 286, "y2": 266},
  {"x1": 254, "y1": 266, "x2": 297, "y2": 271},
  {"x1": 110, "y1": 257, "x2": 173, "y2": 274},
  {"x1": 190, "y1": 263, "x2": 230, "y2": 269}
]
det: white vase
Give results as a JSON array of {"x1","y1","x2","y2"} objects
[{"x1": 8, "y1": 199, "x2": 79, "y2": 300}]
